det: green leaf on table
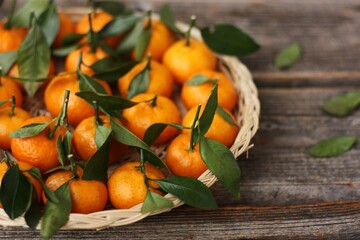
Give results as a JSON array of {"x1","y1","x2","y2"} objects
[
  {"x1": 143, "y1": 123, "x2": 184, "y2": 146},
  {"x1": 82, "y1": 127, "x2": 111, "y2": 182},
  {"x1": 110, "y1": 118, "x2": 168, "y2": 170},
  {"x1": 117, "y1": 20, "x2": 144, "y2": 54},
  {"x1": 201, "y1": 24, "x2": 260, "y2": 56},
  {"x1": 95, "y1": 125, "x2": 112, "y2": 148},
  {"x1": 18, "y1": 13, "x2": 50, "y2": 97},
  {"x1": 307, "y1": 135, "x2": 357, "y2": 158},
  {"x1": 217, "y1": 106, "x2": 238, "y2": 126},
  {"x1": 275, "y1": 43, "x2": 302, "y2": 69},
  {"x1": 10, "y1": 122, "x2": 52, "y2": 138},
  {"x1": 56, "y1": 131, "x2": 72, "y2": 166},
  {"x1": 92, "y1": 60, "x2": 137, "y2": 83},
  {"x1": 156, "y1": 176, "x2": 218, "y2": 209},
  {"x1": 61, "y1": 33, "x2": 86, "y2": 46},
  {"x1": 24, "y1": 192, "x2": 43, "y2": 230},
  {"x1": 159, "y1": 3, "x2": 183, "y2": 34},
  {"x1": 93, "y1": 1, "x2": 127, "y2": 16},
  {"x1": 78, "y1": 71, "x2": 107, "y2": 94},
  {"x1": 0, "y1": 51, "x2": 17, "y2": 74},
  {"x1": 76, "y1": 91, "x2": 137, "y2": 110},
  {"x1": 135, "y1": 25, "x2": 151, "y2": 61},
  {"x1": 185, "y1": 74, "x2": 219, "y2": 86},
  {"x1": 127, "y1": 61, "x2": 150, "y2": 99},
  {"x1": 10, "y1": 0, "x2": 48, "y2": 27},
  {"x1": 99, "y1": 15, "x2": 141, "y2": 38},
  {"x1": 52, "y1": 44, "x2": 80, "y2": 57},
  {"x1": 141, "y1": 190, "x2": 174, "y2": 214},
  {"x1": 200, "y1": 137, "x2": 241, "y2": 198},
  {"x1": 38, "y1": 0, "x2": 59, "y2": 46},
  {"x1": 0, "y1": 165, "x2": 33, "y2": 219},
  {"x1": 322, "y1": 91, "x2": 360, "y2": 117},
  {"x1": 41, "y1": 182, "x2": 72, "y2": 239}
]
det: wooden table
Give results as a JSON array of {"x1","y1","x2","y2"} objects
[{"x1": 2, "y1": 0, "x2": 360, "y2": 239}]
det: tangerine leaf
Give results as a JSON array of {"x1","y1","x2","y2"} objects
[
  {"x1": 141, "y1": 190, "x2": 174, "y2": 214},
  {"x1": 24, "y1": 192, "x2": 43, "y2": 230},
  {"x1": 52, "y1": 44, "x2": 80, "y2": 57},
  {"x1": 41, "y1": 182, "x2": 71, "y2": 239},
  {"x1": 159, "y1": 3, "x2": 183, "y2": 34},
  {"x1": 95, "y1": 125, "x2": 112, "y2": 148},
  {"x1": 275, "y1": 43, "x2": 302, "y2": 69},
  {"x1": 78, "y1": 71, "x2": 107, "y2": 94},
  {"x1": 201, "y1": 24, "x2": 260, "y2": 56},
  {"x1": 1, "y1": 165, "x2": 33, "y2": 219},
  {"x1": 38, "y1": 0, "x2": 59, "y2": 46},
  {"x1": 93, "y1": 1, "x2": 127, "y2": 16},
  {"x1": 116, "y1": 20, "x2": 144, "y2": 53},
  {"x1": 135, "y1": 25, "x2": 151, "y2": 61},
  {"x1": 0, "y1": 51, "x2": 17, "y2": 74},
  {"x1": 200, "y1": 137, "x2": 241, "y2": 198},
  {"x1": 82, "y1": 130, "x2": 111, "y2": 182},
  {"x1": 322, "y1": 91, "x2": 360, "y2": 117},
  {"x1": 217, "y1": 106, "x2": 238, "y2": 126},
  {"x1": 307, "y1": 135, "x2": 357, "y2": 158},
  {"x1": 92, "y1": 60, "x2": 137, "y2": 83},
  {"x1": 61, "y1": 33, "x2": 86, "y2": 46},
  {"x1": 127, "y1": 62, "x2": 149, "y2": 99},
  {"x1": 185, "y1": 74, "x2": 218, "y2": 86},
  {"x1": 10, "y1": 122, "x2": 51, "y2": 138},
  {"x1": 156, "y1": 176, "x2": 218, "y2": 209},
  {"x1": 18, "y1": 13, "x2": 50, "y2": 97},
  {"x1": 144, "y1": 123, "x2": 184, "y2": 146},
  {"x1": 76, "y1": 91, "x2": 137, "y2": 110},
  {"x1": 56, "y1": 131, "x2": 72, "y2": 166},
  {"x1": 10, "y1": 0, "x2": 48, "y2": 27},
  {"x1": 99, "y1": 15, "x2": 141, "y2": 38}
]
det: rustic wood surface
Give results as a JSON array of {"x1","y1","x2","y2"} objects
[{"x1": 1, "y1": 0, "x2": 360, "y2": 239}]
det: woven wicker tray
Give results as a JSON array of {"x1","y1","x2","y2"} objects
[{"x1": 0, "y1": 9, "x2": 260, "y2": 230}]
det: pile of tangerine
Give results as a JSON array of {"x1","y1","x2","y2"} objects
[{"x1": 0, "y1": 10, "x2": 239, "y2": 213}]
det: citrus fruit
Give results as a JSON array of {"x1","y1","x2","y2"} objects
[
  {"x1": 10, "y1": 116, "x2": 65, "y2": 173},
  {"x1": 165, "y1": 133, "x2": 207, "y2": 178},
  {"x1": 181, "y1": 69, "x2": 238, "y2": 111},
  {"x1": 108, "y1": 161, "x2": 165, "y2": 209},
  {"x1": 118, "y1": 60, "x2": 174, "y2": 98},
  {"x1": 44, "y1": 72, "x2": 112, "y2": 126},
  {"x1": 73, "y1": 115, "x2": 128, "y2": 164},
  {"x1": 43, "y1": 168, "x2": 108, "y2": 214},
  {"x1": 162, "y1": 39, "x2": 217, "y2": 84},
  {"x1": 0, "y1": 106, "x2": 31, "y2": 149},
  {"x1": 0, "y1": 21, "x2": 27, "y2": 53},
  {"x1": 122, "y1": 93, "x2": 181, "y2": 144},
  {"x1": 182, "y1": 106, "x2": 239, "y2": 147},
  {"x1": 52, "y1": 12, "x2": 75, "y2": 48},
  {"x1": 65, "y1": 45, "x2": 107, "y2": 75},
  {"x1": 0, "y1": 76, "x2": 23, "y2": 109}
]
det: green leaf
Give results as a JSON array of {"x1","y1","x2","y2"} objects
[
  {"x1": 156, "y1": 176, "x2": 218, "y2": 209},
  {"x1": 141, "y1": 190, "x2": 174, "y2": 214},
  {"x1": 135, "y1": 26, "x2": 151, "y2": 61},
  {"x1": 159, "y1": 3, "x2": 183, "y2": 34},
  {"x1": 127, "y1": 62, "x2": 150, "y2": 99},
  {"x1": 92, "y1": 61, "x2": 137, "y2": 83},
  {"x1": 185, "y1": 74, "x2": 218, "y2": 86},
  {"x1": 75, "y1": 91, "x2": 137, "y2": 111},
  {"x1": 78, "y1": 71, "x2": 107, "y2": 94},
  {"x1": 200, "y1": 137, "x2": 241, "y2": 198},
  {"x1": 321, "y1": 91, "x2": 360, "y2": 117},
  {"x1": 307, "y1": 135, "x2": 357, "y2": 158},
  {"x1": 217, "y1": 106, "x2": 238, "y2": 126},
  {"x1": 144, "y1": 123, "x2": 184, "y2": 146},
  {"x1": 0, "y1": 100, "x2": 10, "y2": 108},
  {"x1": 41, "y1": 182, "x2": 72, "y2": 239},
  {"x1": 93, "y1": 1, "x2": 127, "y2": 16},
  {"x1": 117, "y1": 20, "x2": 144, "y2": 53},
  {"x1": 10, "y1": 0, "x2": 48, "y2": 27},
  {"x1": 0, "y1": 51, "x2": 17, "y2": 74},
  {"x1": 275, "y1": 43, "x2": 302, "y2": 69},
  {"x1": 9, "y1": 122, "x2": 52, "y2": 138},
  {"x1": 1, "y1": 165, "x2": 33, "y2": 219},
  {"x1": 56, "y1": 131, "x2": 72, "y2": 166},
  {"x1": 82, "y1": 130, "x2": 111, "y2": 182},
  {"x1": 24, "y1": 193, "x2": 43, "y2": 230},
  {"x1": 201, "y1": 24, "x2": 260, "y2": 57},
  {"x1": 110, "y1": 118, "x2": 168, "y2": 170},
  {"x1": 38, "y1": 0, "x2": 59, "y2": 46},
  {"x1": 61, "y1": 33, "x2": 86, "y2": 46},
  {"x1": 99, "y1": 15, "x2": 141, "y2": 38},
  {"x1": 95, "y1": 125, "x2": 112, "y2": 148},
  {"x1": 18, "y1": 14, "x2": 50, "y2": 97},
  {"x1": 52, "y1": 44, "x2": 80, "y2": 57}
]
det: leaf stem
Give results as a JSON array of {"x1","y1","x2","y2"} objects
[
  {"x1": 0, "y1": 67, "x2": 3, "y2": 86},
  {"x1": 146, "y1": 10, "x2": 152, "y2": 29},
  {"x1": 4, "y1": 0, "x2": 16, "y2": 29},
  {"x1": 88, "y1": 13, "x2": 96, "y2": 53},
  {"x1": 77, "y1": 51, "x2": 83, "y2": 73},
  {"x1": 68, "y1": 154, "x2": 79, "y2": 180},
  {"x1": 189, "y1": 104, "x2": 201, "y2": 151},
  {"x1": 150, "y1": 94, "x2": 158, "y2": 108},
  {"x1": 145, "y1": 53, "x2": 152, "y2": 70},
  {"x1": 3, "y1": 151, "x2": 12, "y2": 168},
  {"x1": 139, "y1": 149, "x2": 150, "y2": 189},
  {"x1": 185, "y1": 15, "x2": 196, "y2": 47},
  {"x1": 92, "y1": 101, "x2": 103, "y2": 126},
  {"x1": 48, "y1": 89, "x2": 70, "y2": 139},
  {"x1": 9, "y1": 95, "x2": 15, "y2": 117}
]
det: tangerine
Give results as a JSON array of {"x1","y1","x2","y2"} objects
[
  {"x1": 0, "y1": 76, "x2": 23, "y2": 109},
  {"x1": 107, "y1": 161, "x2": 165, "y2": 209},
  {"x1": 0, "y1": 21, "x2": 27, "y2": 53},
  {"x1": 52, "y1": 12, "x2": 75, "y2": 48},
  {"x1": 122, "y1": 93, "x2": 181, "y2": 144}
]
